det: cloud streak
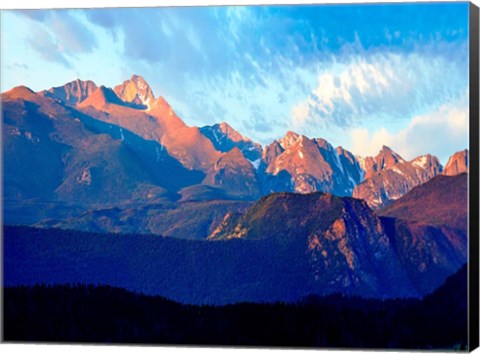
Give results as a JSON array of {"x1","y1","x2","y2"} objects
[
  {"x1": 291, "y1": 44, "x2": 468, "y2": 132},
  {"x1": 15, "y1": 10, "x2": 98, "y2": 67},
  {"x1": 348, "y1": 91, "x2": 469, "y2": 163}
]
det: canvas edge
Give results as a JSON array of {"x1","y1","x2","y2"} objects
[{"x1": 469, "y1": 1, "x2": 480, "y2": 352}]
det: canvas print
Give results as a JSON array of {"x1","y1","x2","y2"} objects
[{"x1": 1, "y1": 2, "x2": 478, "y2": 350}]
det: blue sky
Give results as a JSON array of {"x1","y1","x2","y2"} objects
[{"x1": 1, "y1": 2, "x2": 470, "y2": 163}]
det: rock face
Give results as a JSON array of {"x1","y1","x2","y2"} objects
[
  {"x1": 114, "y1": 75, "x2": 155, "y2": 107},
  {"x1": 200, "y1": 122, "x2": 262, "y2": 161},
  {"x1": 209, "y1": 174, "x2": 467, "y2": 298},
  {"x1": 78, "y1": 78, "x2": 221, "y2": 171},
  {"x1": 443, "y1": 149, "x2": 469, "y2": 176},
  {"x1": 2, "y1": 83, "x2": 200, "y2": 206},
  {"x1": 360, "y1": 145, "x2": 406, "y2": 179},
  {"x1": 261, "y1": 132, "x2": 364, "y2": 196},
  {"x1": 353, "y1": 148, "x2": 443, "y2": 209},
  {"x1": 41, "y1": 79, "x2": 98, "y2": 106}
]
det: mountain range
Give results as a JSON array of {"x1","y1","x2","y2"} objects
[
  {"x1": 2, "y1": 75, "x2": 470, "y2": 304},
  {"x1": 2, "y1": 75, "x2": 468, "y2": 214}
]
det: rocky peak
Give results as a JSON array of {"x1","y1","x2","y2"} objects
[
  {"x1": 204, "y1": 147, "x2": 260, "y2": 198},
  {"x1": 336, "y1": 146, "x2": 357, "y2": 165},
  {"x1": 2, "y1": 86, "x2": 37, "y2": 101},
  {"x1": 377, "y1": 145, "x2": 404, "y2": 168},
  {"x1": 278, "y1": 131, "x2": 301, "y2": 150},
  {"x1": 199, "y1": 122, "x2": 262, "y2": 161},
  {"x1": 114, "y1": 75, "x2": 155, "y2": 107},
  {"x1": 41, "y1": 79, "x2": 98, "y2": 106},
  {"x1": 412, "y1": 154, "x2": 443, "y2": 177},
  {"x1": 443, "y1": 149, "x2": 468, "y2": 176}
]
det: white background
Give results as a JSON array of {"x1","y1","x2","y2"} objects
[{"x1": 1, "y1": 0, "x2": 479, "y2": 353}]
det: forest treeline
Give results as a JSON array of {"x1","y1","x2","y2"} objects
[{"x1": 3, "y1": 265, "x2": 467, "y2": 350}]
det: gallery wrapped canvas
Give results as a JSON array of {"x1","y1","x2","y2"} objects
[{"x1": 1, "y1": 0, "x2": 479, "y2": 351}]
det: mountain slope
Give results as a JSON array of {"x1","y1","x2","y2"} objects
[
  {"x1": 203, "y1": 147, "x2": 261, "y2": 198},
  {"x1": 379, "y1": 173, "x2": 468, "y2": 232},
  {"x1": 5, "y1": 176, "x2": 467, "y2": 304},
  {"x1": 377, "y1": 173, "x2": 468, "y2": 294},
  {"x1": 210, "y1": 188, "x2": 467, "y2": 297},
  {"x1": 37, "y1": 199, "x2": 253, "y2": 240},
  {"x1": 78, "y1": 77, "x2": 221, "y2": 171}
]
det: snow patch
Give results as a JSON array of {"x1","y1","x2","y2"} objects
[
  {"x1": 391, "y1": 166, "x2": 404, "y2": 175},
  {"x1": 145, "y1": 98, "x2": 151, "y2": 111},
  {"x1": 78, "y1": 168, "x2": 92, "y2": 185},
  {"x1": 248, "y1": 158, "x2": 261, "y2": 170},
  {"x1": 413, "y1": 155, "x2": 428, "y2": 169},
  {"x1": 155, "y1": 147, "x2": 163, "y2": 162},
  {"x1": 346, "y1": 170, "x2": 356, "y2": 187},
  {"x1": 212, "y1": 128, "x2": 221, "y2": 145},
  {"x1": 333, "y1": 150, "x2": 344, "y2": 173}
]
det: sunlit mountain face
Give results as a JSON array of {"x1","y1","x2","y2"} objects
[{"x1": 1, "y1": 2, "x2": 472, "y2": 349}]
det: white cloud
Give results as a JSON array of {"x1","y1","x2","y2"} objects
[
  {"x1": 348, "y1": 92, "x2": 469, "y2": 164},
  {"x1": 293, "y1": 48, "x2": 468, "y2": 130}
]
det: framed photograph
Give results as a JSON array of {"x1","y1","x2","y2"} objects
[{"x1": 2, "y1": 0, "x2": 479, "y2": 351}]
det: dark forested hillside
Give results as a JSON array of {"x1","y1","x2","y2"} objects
[{"x1": 3, "y1": 265, "x2": 467, "y2": 349}]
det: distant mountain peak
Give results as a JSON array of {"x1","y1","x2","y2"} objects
[
  {"x1": 41, "y1": 79, "x2": 98, "y2": 106},
  {"x1": 199, "y1": 122, "x2": 262, "y2": 161},
  {"x1": 443, "y1": 149, "x2": 468, "y2": 176},
  {"x1": 376, "y1": 145, "x2": 405, "y2": 166},
  {"x1": 215, "y1": 122, "x2": 252, "y2": 143},
  {"x1": 218, "y1": 121, "x2": 231, "y2": 130},
  {"x1": 279, "y1": 131, "x2": 301, "y2": 149},
  {"x1": 114, "y1": 75, "x2": 155, "y2": 108},
  {"x1": 411, "y1": 154, "x2": 441, "y2": 172},
  {"x1": 2, "y1": 85, "x2": 36, "y2": 100}
]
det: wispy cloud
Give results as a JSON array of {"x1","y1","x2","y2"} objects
[
  {"x1": 15, "y1": 10, "x2": 98, "y2": 67},
  {"x1": 348, "y1": 91, "x2": 468, "y2": 163},
  {"x1": 291, "y1": 44, "x2": 468, "y2": 132},
  {"x1": 26, "y1": 27, "x2": 73, "y2": 68}
]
